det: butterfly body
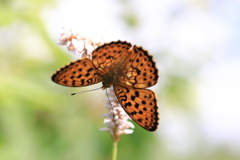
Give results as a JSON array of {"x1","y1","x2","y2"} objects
[
  {"x1": 52, "y1": 40, "x2": 159, "y2": 131},
  {"x1": 100, "y1": 46, "x2": 134, "y2": 89}
]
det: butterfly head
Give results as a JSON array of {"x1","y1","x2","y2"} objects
[{"x1": 101, "y1": 79, "x2": 113, "y2": 90}]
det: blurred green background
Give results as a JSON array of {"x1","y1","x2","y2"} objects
[{"x1": 1, "y1": 0, "x2": 240, "y2": 160}]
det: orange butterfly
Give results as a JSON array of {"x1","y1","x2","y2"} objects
[{"x1": 52, "y1": 40, "x2": 159, "y2": 131}]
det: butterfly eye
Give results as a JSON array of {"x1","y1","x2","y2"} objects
[
  {"x1": 102, "y1": 81, "x2": 109, "y2": 89},
  {"x1": 102, "y1": 81, "x2": 106, "y2": 86}
]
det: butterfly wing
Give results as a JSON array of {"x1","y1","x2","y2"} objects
[
  {"x1": 91, "y1": 40, "x2": 132, "y2": 74},
  {"x1": 120, "y1": 45, "x2": 159, "y2": 88},
  {"x1": 113, "y1": 83, "x2": 159, "y2": 131},
  {"x1": 52, "y1": 58, "x2": 103, "y2": 87},
  {"x1": 90, "y1": 40, "x2": 159, "y2": 88}
]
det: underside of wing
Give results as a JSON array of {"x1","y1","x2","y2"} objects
[
  {"x1": 52, "y1": 58, "x2": 103, "y2": 87},
  {"x1": 113, "y1": 84, "x2": 159, "y2": 131}
]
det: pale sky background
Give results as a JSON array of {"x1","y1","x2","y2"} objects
[{"x1": 43, "y1": 0, "x2": 240, "y2": 155}]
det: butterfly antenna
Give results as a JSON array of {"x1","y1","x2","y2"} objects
[
  {"x1": 105, "y1": 88, "x2": 112, "y2": 105},
  {"x1": 106, "y1": 88, "x2": 115, "y2": 108},
  {"x1": 71, "y1": 87, "x2": 102, "y2": 95}
]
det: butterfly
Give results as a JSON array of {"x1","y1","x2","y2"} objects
[{"x1": 52, "y1": 40, "x2": 159, "y2": 131}]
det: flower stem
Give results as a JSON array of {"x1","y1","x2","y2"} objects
[{"x1": 112, "y1": 141, "x2": 118, "y2": 160}]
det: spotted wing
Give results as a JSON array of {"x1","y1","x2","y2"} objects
[
  {"x1": 52, "y1": 58, "x2": 103, "y2": 87},
  {"x1": 120, "y1": 45, "x2": 159, "y2": 88},
  {"x1": 113, "y1": 83, "x2": 159, "y2": 131},
  {"x1": 91, "y1": 40, "x2": 132, "y2": 74}
]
